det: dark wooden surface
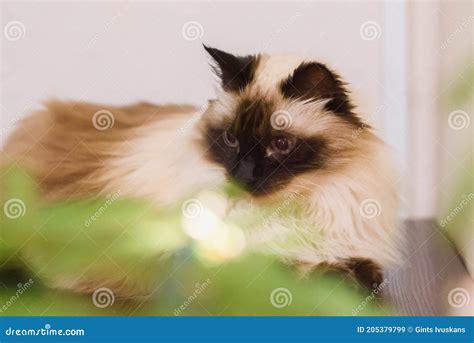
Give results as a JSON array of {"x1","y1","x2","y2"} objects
[{"x1": 384, "y1": 219, "x2": 469, "y2": 315}]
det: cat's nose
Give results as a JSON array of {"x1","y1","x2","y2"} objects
[{"x1": 233, "y1": 158, "x2": 257, "y2": 186}]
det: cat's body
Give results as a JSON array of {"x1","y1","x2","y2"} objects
[
  {"x1": 3, "y1": 47, "x2": 402, "y2": 295},
  {"x1": 5, "y1": 101, "x2": 222, "y2": 205}
]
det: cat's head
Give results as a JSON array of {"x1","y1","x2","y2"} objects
[{"x1": 200, "y1": 46, "x2": 373, "y2": 196}]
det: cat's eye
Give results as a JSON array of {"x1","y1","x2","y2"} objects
[
  {"x1": 223, "y1": 130, "x2": 239, "y2": 148},
  {"x1": 271, "y1": 136, "x2": 294, "y2": 154}
]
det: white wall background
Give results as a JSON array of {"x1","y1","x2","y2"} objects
[{"x1": 1, "y1": 1, "x2": 385, "y2": 140}]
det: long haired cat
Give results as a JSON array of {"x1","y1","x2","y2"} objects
[{"x1": 3, "y1": 46, "x2": 402, "y2": 295}]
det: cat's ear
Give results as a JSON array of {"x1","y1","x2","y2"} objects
[
  {"x1": 281, "y1": 62, "x2": 353, "y2": 115},
  {"x1": 204, "y1": 45, "x2": 259, "y2": 92}
]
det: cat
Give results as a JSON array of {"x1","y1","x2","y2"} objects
[{"x1": 3, "y1": 46, "x2": 402, "y2": 296}]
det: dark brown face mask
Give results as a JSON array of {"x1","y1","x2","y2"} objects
[{"x1": 202, "y1": 46, "x2": 362, "y2": 195}]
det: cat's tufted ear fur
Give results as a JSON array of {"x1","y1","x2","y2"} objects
[
  {"x1": 204, "y1": 45, "x2": 260, "y2": 92},
  {"x1": 280, "y1": 62, "x2": 354, "y2": 117}
]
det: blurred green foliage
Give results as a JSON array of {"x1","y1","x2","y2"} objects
[
  {"x1": 0, "y1": 166, "x2": 389, "y2": 316},
  {"x1": 441, "y1": 60, "x2": 474, "y2": 241}
]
